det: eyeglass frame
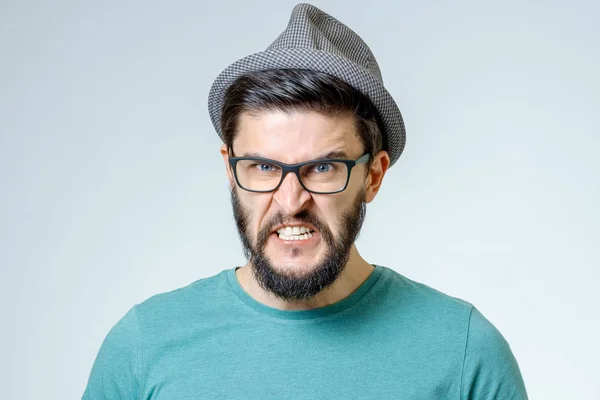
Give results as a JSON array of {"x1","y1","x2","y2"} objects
[{"x1": 228, "y1": 153, "x2": 371, "y2": 194}]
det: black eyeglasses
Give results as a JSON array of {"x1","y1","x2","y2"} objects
[{"x1": 228, "y1": 153, "x2": 371, "y2": 194}]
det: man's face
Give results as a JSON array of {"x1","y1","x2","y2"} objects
[{"x1": 223, "y1": 110, "x2": 371, "y2": 301}]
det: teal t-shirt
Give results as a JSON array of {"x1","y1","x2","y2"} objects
[{"x1": 82, "y1": 265, "x2": 527, "y2": 399}]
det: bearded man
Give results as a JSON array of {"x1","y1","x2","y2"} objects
[{"x1": 83, "y1": 3, "x2": 528, "y2": 399}]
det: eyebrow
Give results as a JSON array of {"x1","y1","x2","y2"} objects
[{"x1": 240, "y1": 150, "x2": 350, "y2": 161}]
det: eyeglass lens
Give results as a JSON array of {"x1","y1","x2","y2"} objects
[{"x1": 235, "y1": 160, "x2": 348, "y2": 193}]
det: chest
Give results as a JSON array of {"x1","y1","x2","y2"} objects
[{"x1": 141, "y1": 323, "x2": 463, "y2": 399}]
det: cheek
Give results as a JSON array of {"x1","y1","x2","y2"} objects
[
  {"x1": 240, "y1": 192, "x2": 273, "y2": 232},
  {"x1": 313, "y1": 196, "x2": 349, "y2": 230},
  {"x1": 345, "y1": 169, "x2": 367, "y2": 192}
]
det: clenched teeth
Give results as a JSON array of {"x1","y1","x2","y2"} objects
[{"x1": 276, "y1": 226, "x2": 314, "y2": 241}]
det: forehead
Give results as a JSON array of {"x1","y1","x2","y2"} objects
[{"x1": 232, "y1": 109, "x2": 362, "y2": 162}]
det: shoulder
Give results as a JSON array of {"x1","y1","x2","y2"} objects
[
  {"x1": 131, "y1": 269, "x2": 234, "y2": 327},
  {"x1": 138, "y1": 269, "x2": 231, "y2": 307},
  {"x1": 378, "y1": 266, "x2": 518, "y2": 351},
  {"x1": 377, "y1": 265, "x2": 475, "y2": 323},
  {"x1": 464, "y1": 306, "x2": 510, "y2": 355},
  {"x1": 97, "y1": 269, "x2": 232, "y2": 342},
  {"x1": 377, "y1": 267, "x2": 528, "y2": 398},
  {"x1": 83, "y1": 269, "x2": 235, "y2": 397},
  {"x1": 459, "y1": 306, "x2": 528, "y2": 398}
]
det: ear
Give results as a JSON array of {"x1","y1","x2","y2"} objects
[
  {"x1": 364, "y1": 150, "x2": 390, "y2": 203},
  {"x1": 220, "y1": 144, "x2": 235, "y2": 188}
]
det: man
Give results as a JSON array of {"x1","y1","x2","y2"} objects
[{"x1": 83, "y1": 3, "x2": 528, "y2": 399}]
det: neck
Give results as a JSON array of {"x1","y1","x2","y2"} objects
[{"x1": 234, "y1": 245, "x2": 374, "y2": 311}]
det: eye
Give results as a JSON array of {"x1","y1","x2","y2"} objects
[
  {"x1": 313, "y1": 163, "x2": 332, "y2": 173},
  {"x1": 252, "y1": 162, "x2": 278, "y2": 172},
  {"x1": 265, "y1": 163, "x2": 279, "y2": 172}
]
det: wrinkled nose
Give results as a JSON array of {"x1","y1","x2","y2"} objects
[{"x1": 272, "y1": 171, "x2": 312, "y2": 215}]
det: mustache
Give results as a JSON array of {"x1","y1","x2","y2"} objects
[{"x1": 256, "y1": 209, "x2": 331, "y2": 249}]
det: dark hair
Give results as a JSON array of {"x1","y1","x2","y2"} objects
[{"x1": 220, "y1": 69, "x2": 383, "y2": 160}]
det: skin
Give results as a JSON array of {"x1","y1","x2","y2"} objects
[{"x1": 220, "y1": 109, "x2": 390, "y2": 310}]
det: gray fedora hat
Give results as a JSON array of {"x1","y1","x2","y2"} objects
[{"x1": 208, "y1": 3, "x2": 406, "y2": 166}]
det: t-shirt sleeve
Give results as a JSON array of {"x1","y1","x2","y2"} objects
[
  {"x1": 82, "y1": 306, "x2": 143, "y2": 400},
  {"x1": 460, "y1": 306, "x2": 528, "y2": 400}
]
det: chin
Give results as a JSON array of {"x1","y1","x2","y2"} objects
[
  {"x1": 262, "y1": 230, "x2": 331, "y2": 273},
  {"x1": 267, "y1": 254, "x2": 326, "y2": 277}
]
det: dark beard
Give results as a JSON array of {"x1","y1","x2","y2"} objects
[{"x1": 230, "y1": 188, "x2": 367, "y2": 302}]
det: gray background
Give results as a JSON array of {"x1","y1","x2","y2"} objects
[{"x1": 1, "y1": 0, "x2": 598, "y2": 399}]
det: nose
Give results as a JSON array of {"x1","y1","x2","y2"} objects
[{"x1": 272, "y1": 171, "x2": 312, "y2": 214}]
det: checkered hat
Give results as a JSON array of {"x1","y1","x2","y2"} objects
[{"x1": 208, "y1": 3, "x2": 406, "y2": 166}]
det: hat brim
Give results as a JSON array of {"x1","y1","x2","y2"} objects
[{"x1": 208, "y1": 47, "x2": 406, "y2": 166}]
